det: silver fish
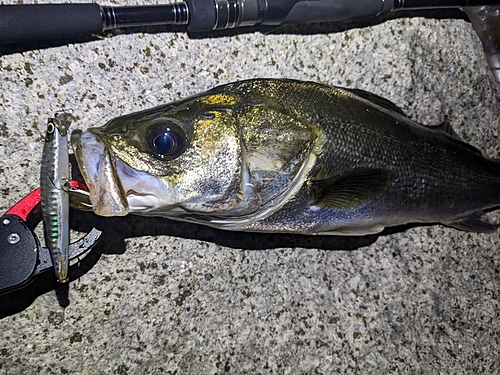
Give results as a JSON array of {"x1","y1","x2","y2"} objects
[
  {"x1": 70, "y1": 79, "x2": 500, "y2": 235},
  {"x1": 41, "y1": 113, "x2": 71, "y2": 282}
]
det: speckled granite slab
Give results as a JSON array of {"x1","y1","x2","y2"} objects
[{"x1": 0, "y1": 1, "x2": 499, "y2": 374}]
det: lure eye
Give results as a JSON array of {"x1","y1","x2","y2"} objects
[
  {"x1": 147, "y1": 124, "x2": 186, "y2": 160},
  {"x1": 45, "y1": 120, "x2": 56, "y2": 142}
]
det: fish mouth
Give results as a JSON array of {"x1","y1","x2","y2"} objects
[
  {"x1": 71, "y1": 130, "x2": 168, "y2": 217},
  {"x1": 71, "y1": 129, "x2": 129, "y2": 216}
]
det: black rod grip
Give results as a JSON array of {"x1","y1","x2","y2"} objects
[
  {"x1": 282, "y1": 0, "x2": 392, "y2": 25},
  {"x1": 0, "y1": 4, "x2": 102, "y2": 45}
]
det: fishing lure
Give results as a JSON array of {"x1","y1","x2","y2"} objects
[{"x1": 40, "y1": 113, "x2": 72, "y2": 283}]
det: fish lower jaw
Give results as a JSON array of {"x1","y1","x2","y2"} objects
[
  {"x1": 113, "y1": 159, "x2": 175, "y2": 213},
  {"x1": 125, "y1": 190, "x2": 171, "y2": 213},
  {"x1": 91, "y1": 194, "x2": 129, "y2": 217}
]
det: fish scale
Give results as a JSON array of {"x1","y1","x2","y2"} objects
[{"x1": 233, "y1": 80, "x2": 500, "y2": 222}]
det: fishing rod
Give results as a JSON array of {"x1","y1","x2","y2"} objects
[
  {"x1": 0, "y1": 0, "x2": 498, "y2": 43},
  {"x1": 0, "y1": 0, "x2": 499, "y2": 81}
]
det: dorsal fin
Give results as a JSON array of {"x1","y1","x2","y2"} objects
[
  {"x1": 428, "y1": 116, "x2": 484, "y2": 156},
  {"x1": 346, "y1": 88, "x2": 406, "y2": 116},
  {"x1": 431, "y1": 116, "x2": 455, "y2": 135},
  {"x1": 429, "y1": 116, "x2": 462, "y2": 139}
]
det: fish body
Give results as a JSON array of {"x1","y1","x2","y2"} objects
[
  {"x1": 71, "y1": 79, "x2": 500, "y2": 235},
  {"x1": 41, "y1": 113, "x2": 71, "y2": 282}
]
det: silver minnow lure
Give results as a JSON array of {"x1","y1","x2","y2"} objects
[{"x1": 40, "y1": 113, "x2": 72, "y2": 283}]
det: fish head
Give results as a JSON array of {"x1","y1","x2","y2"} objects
[
  {"x1": 71, "y1": 95, "x2": 245, "y2": 217},
  {"x1": 71, "y1": 86, "x2": 317, "y2": 221}
]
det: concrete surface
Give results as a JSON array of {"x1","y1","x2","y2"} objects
[{"x1": 0, "y1": 0, "x2": 499, "y2": 374}]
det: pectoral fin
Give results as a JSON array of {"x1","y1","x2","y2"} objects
[
  {"x1": 447, "y1": 213, "x2": 497, "y2": 233},
  {"x1": 311, "y1": 168, "x2": 393, "y2": 210}
]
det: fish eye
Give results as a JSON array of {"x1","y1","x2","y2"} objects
[{"x1": 146, "y1": 122, "x2": 186, "y2": 160}]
